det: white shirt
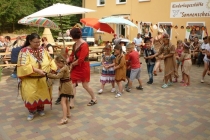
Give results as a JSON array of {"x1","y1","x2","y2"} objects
[
  {"x1": 133, "y1": 37, "x2": 142, "y2": 46},
  {"x1": 201, "y1": 43, "x2": 209, "y2": 50},
  {"x1": 203, "y1": 43, "x2": 210, "y2": 60}
]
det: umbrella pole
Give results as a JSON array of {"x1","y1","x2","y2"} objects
[{"x1": 59, "y1": 15, "x2": 66, "y2": 48}]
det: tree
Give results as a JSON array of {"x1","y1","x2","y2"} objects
[{"x1": 0, "y1": 0, "x2": 36, "y2": 33}]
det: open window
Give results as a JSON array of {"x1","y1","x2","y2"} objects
[
  {"x1": 185, "y1": 22, "x2": 205, "y2": 41},
  {"x1": 116, "y1": 0, "x2": 126, "y2": 4},
  {"x1": 158, "y1": 22, "x2": 173, "y2": 40},
  {"x1": 97, "y1": 0, "x2": 105, "y2": 6},
  {"x1": 137, "y1": 22, "x2": 151, "y2": 34}
]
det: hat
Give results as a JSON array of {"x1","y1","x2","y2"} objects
[
  {"x1": 203, "y1": 36, "x2": 208, "y2": 40},
  {"x1": 158, "y1": 28, "x2": 164, "y2": 33}
]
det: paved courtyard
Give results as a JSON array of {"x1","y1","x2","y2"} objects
[{"x1": 0, "y1": 62, "x2": 210, "y2": 140}]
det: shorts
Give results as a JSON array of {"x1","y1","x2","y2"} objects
[
  {"x1": 136, "y1": 46, "x2": 141, "y2": 52},
  {"x1": 126, "y1": 69, "x2": 131, "y2": 78},
  {"x1": 203, "y1": 58, "x2": 210, "y2": 63},
  {"x1": 130, "y1": 68, "x2": 141, "y2": 81}
]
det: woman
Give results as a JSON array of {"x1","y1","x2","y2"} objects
[
  {"x1": 42, "y1": 37, "x2": 54, "y2": 58},
  {"x1": 143, "y1": 28, "x2": 152, "y2": 43},
  {"x1": 68, "y1": 28, "x2": 97, "y2": 107},
  {"x1": 153, "y1": 29, "x2": 163, "y2": 76},
  {"x1": 17, "y1": 33, "x2": 57, "y2": 121}
]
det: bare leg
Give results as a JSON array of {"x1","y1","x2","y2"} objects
[
  {"x1": 82, "y1": 82, "x2": 96, "y2": 101},
  {"x1": 202, "y1": 62, "x2": 208, "y2": 80},
  {"x1": 116, "y1": 81, "x2": 123, "y2": 93},
  {"x1": 66, "y1": 99, "x2": 70, "y2": 117},
  {"x1": 111, "y1": 82, "x2": 115, "y2": 88},
  {"x1": 61, "y1": 97, "x2": 67, "y2": 120},
  {"x1": 187, "y1": 75, "x2": 190, "y2": 85},
  {"x1": 101, "y1": 83, "x2": 105, "y2": 90},
  {"x1": 137, "y1": 78, "x2": 143, "y2": 87},
  {"x1": 154, "y1": 59, "x2": 161, "y2": 72}
]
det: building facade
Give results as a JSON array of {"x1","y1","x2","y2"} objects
[{"x1": 82, "y1": 0, "x2": 210, "y2": 44}]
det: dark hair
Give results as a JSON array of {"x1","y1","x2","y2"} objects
[
  {"x1": 70, "y1": 28, "x2": 82, "y2": 39},
  {"x1": 55, "y1": 55, "x2": 66, "y2": 63},
  {"x1": 22, "y1": 33, "x2": 40, "y2": 48},
  {"x1": 114, "y1": 44, "x2": 122, "y2": 53},
  {"x1": 5, "y1": 36, "x2": 11, "y2": 41},
  {"x1": 145, "y1": 40, "x2": 152, "y2": 43}
]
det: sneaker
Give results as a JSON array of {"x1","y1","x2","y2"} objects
[
  {"x1": 201, "y1": 79, "x2": 204, "y2": 83},
  {"x1": 147, "y1": 81, "x2": 153, "y2": 84},
  {"x1": 10, "y1": 74, "x2": 17, "y2": 78},
  {"x1": 27, "y1": 112, "x2": 35, "y2": 121},
  {"x1": 126, "y1": 88, "x2": 131, "y2": 92},
  {"x1": 136, "y1": 86, "x2": 143, "y2": 90},
  {"x1": 38, "y1": 111, "x2": 45, "y2": 116},
  {"x1": 55, "y1": 97, "x2": 61, "y2": 105},
  {"x1": 110, "y1": 88, "x2": 116, "y2": 93},
  {"x1": 167, "y1": 82, "x2": 172, "y2": 86},
  {"x1": 162, "y1": 84, "x2": 168, "y2": 88},
  {"x1": 115, "y1": 93, "x2": 121, "y2": 98},
  {"x1": 98, "y1": 89, "x2": 103, "y2": 94}
]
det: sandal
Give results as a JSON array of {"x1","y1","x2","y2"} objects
[
  {"x1": 181, "y1": 83, "x2": 188, "y2": 87},
  {"x1": 87, "y1": 100, "x2": 97, "y2": 106},
  {"x1": 57, "y1": 119, "x2": 68, "y2": 125}
]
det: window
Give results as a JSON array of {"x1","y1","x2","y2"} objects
[
  {"x1": 116, "y1": 0, "x2": 126, "y2": 4},
  {"x1": 137, "y1": 22, "x2": 151, "y2": 34},
  {"x1": 158, "y1": 22, "x2": 173, "y2": 40},
  {"x1": 185, "y1": 22, "x2": 205, "y2": 41},
  {"x1": 97, "y1": 0, "x2": 105, "y2": 6}
]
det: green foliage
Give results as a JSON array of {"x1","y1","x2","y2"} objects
[{"x1": 0, "y1": 0, "x2": 82, "y2": 35}]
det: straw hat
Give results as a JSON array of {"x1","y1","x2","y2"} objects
[{"x1": 158, "y1": 28, "x2": 164, "y2": 33}]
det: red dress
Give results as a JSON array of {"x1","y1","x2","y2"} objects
[{"x1": 69, "y1": 42, "x2": 90, "y2": 83}]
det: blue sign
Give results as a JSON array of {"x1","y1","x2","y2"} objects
[{"x1": 82, "y1": 27, "x2": 93, "y2": 38}]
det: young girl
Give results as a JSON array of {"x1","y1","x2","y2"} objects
[
  {"x1": 174, "y1": 40, "x2": 183, "y2": 82},
  {"x1": 179, "y1": 42, "x2": 192, "y2": 86},
  {"x1": 46, "y1": 55, "x2": 74, "y2": 124},
  {"x1": 98, "y1": 45, "x2": 116, "y2": 94},
  {"x1": 114, "y1": 44, "x2": 126, "y2": 98}
]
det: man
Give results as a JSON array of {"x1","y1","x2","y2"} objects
[
  {"x1": 125, "y1": 43, "x2": 143, "y2": 92},
  {"x1": 201, "y1": 36, "x2": 210, "y2": 83},
  {"x1": 154, "y1": 33, "x2": 178, "y2": 88},
  {"x1": 0, "y1": 36, "x2": 5, "y2": 52},
  {"x1": 198, "y1": 36, "x2": 208, "y2": 66},
  {"x1": 133, "y1": 33, "x2": 143, "y2": 55}
]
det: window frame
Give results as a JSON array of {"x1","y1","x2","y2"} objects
[
  {"x1": 97, "y1": 0, "x2": 105, "y2": 6},
  {"x1": 116, "y1": 0, "x2": 127, "y2": 5},
  {"x1": 158, "y1": 22, "x2": 173, "y2": 40},
  {"x1": 185, "y1": 22, "x2": 205, "y2": 41}
]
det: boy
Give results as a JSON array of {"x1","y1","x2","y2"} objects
[
  {"x1": 144, "y1": 40, "x2": 156, "y2": 84},
  {"x1": 126, "y1": 43, "x2": 143, "y2": 92}
]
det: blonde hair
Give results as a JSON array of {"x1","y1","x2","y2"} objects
[
  {"x1": 55, "y1": 55, "x2": 66, "y2": 63},
  {"x1": 177, "y1": 40, "x2": 182, "y2": 44},
  {"x1": 126, "y1": 43, "x2": 135, "y2": 49}
]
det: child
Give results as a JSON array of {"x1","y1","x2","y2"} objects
[
  {"x1": 98, "y1": 45, "x2": 116, "y2": 94},
  {"x1": 125, "y1": 46, "x2": 131, "y2": 88},
  {"x1": 174, "y1": 40, "x2": 183, "y2": 83},
  {"x1": 126, "y1": 43, "x2": 143, "y2": 92},
  {"x1": 179, "y1": 42, "x2": 192, "y2": 86},
  {"x1": 46, "y1": 55, "x2": 74, "y2": 124},
  {"x1": 144, "y1": 40, "x2": 156, "y2": 84},
  {"x1": 113, "y1": 44, "x2": 126, "y2": 98}
]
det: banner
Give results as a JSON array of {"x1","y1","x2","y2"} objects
[{"x1": 170, "y1": 0, "x2": 210, "y2": 18}]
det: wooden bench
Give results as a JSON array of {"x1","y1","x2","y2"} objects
[{"x1": 0, "y1": 64, "x2": 17, "y2": 81}]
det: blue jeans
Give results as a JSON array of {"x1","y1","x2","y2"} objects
[{"x1": 147, "y1": 64, "x2": 155, "y2": 83}]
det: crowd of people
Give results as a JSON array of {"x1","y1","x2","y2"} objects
[{"x1": 0, "y1": 27, "x2": 210, "y2": 124}]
